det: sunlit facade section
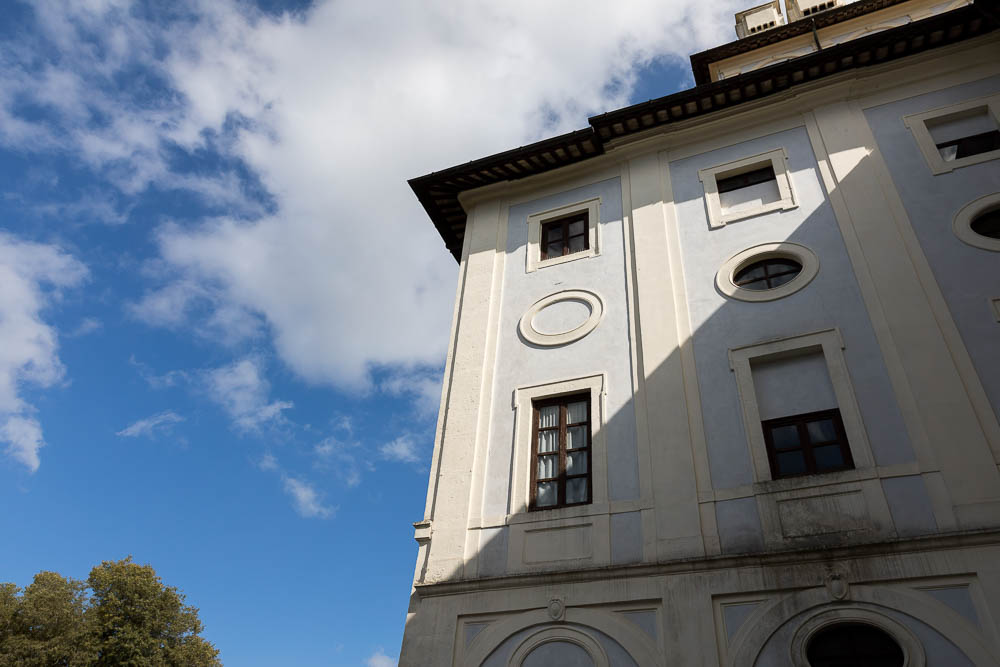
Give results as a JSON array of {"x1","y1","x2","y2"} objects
[{"x1": 401, "y1": 0, "x2": 1000, "y2": 663}]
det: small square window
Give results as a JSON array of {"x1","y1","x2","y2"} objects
[
  {"x1": 762, "y1": 408, "x2": 854, "y2": 479},
  {"x1": 698, "y1": 148, "x2": 796, "y2": 228},
  {"x1": 530, "y1": 394, "x2": 592, "y2": 510},
  {"x1": 904, "y1": 94, "x2": 1000, "y2": 174},
  {"x1": 540, "y1": 212, "x2": 589, "y2": 261},
  {"x1": 927, "y1": 107, "x2": 1000, "y2": 162},
  {"x1": 716, "y1": 164, "x2": 777, "y2": 194},
  {"x1": 525, "y1": 198, "x2": 600, "y2": 272}
]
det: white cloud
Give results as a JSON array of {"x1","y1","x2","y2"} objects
[
  {"x1": 1, "y1": 417, "x2": 46, "y2": 473},
  {"x1": 32, "y1": 191, "x2": 129, "y2": 226},
  {"x1": 128, "y1": 281, "x2": 206, "y2": 329},
  {"x1": 257, "y1": 452, "x2": 278, "y2": 471},
  {"x1": 379, "y1": 435, "x2": 421, "y2": 465},
  {"x1": 281, "y1": 475, "x2": 335, "y2": 519},
  {"x1": 380, "y1": 369, "x2": 442, "y2": 419},
  {"x1": 313, "y1": 436, "x2": 369, "y2": 487},
  {"x1": 366, "y1": 649, "x2": 397, "y2": 667},
  {"x1": 0, "y1": 0, "x2": 746, "y2": 395},
  {"x1": 67, "y1": 317, "x2": 102, "y2": 338},
  {"x1": 0, "y1": 232, "x2": 88, "y2": 472},
  {"x1": 203, "y1": 358, "x2": 292, "y2": 431},
  {"x1": 116, "y1": 410, "x2": 185, "y2": 438},
  {"x1": 128, "y1": 355, "x2": 190, "y2": 389}
]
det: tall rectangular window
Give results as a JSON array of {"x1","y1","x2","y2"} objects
[
  {"x1": 531, "y1": 394, "x2": 591, "y2": 510},
  {"x1": 751, "y1": 348, "x2": 855, "y2": 480}
]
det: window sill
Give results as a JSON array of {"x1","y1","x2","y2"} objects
[
  {"x1": 928, "y1": 149, "x2": 1000, "y2": 175},
  {"x1": 534, "y1": 248, "x2": 597, "y2": 271},
  {"x1": 719, "y1": 199, "x2": 797, "y2": 225},
  {"x1": 751, "y1": 466, "x2": 867, "y2": 495},
  {"x1": 471, "y1": 499, "x2": 650, "y2": 530}
]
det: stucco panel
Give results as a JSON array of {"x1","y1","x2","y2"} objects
[
  {"x1": 482, "y1": 176, "x2": 638, "y2": 518},
  {"x1": 669, "y1": 126, "x2": 915, "y2": 489},
  {"x1": 865, "y1": 75, "x2": 1000, "y2": 421}
]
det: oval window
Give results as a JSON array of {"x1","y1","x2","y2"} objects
[
  {"x1": 953, "y1": 194, "x2": 1000, "y2": 251},
  {"x1": 716, "y1": 242, "x2": 819, "y2": 302},
  {"x1": 970, "y1": 207, "x2": 1000, "y2": 239},
  {"x1": 806, "y1": 622, "x2": 904, "y2": 667},
  {"x1": 733, "y1": 258, "x2": 803, "y2": 290}
]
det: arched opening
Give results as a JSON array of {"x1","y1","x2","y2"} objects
[
  {"x1": 806, "y1": 622, "x2": 904, "y2": 667},
  {"x1": 521, "y1": 640, "x2": 595, "y2": 667}
]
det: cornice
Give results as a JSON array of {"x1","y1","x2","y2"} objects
[
  {"x1": 409, "y1": 1, "x2": 997, "y2": 263},
  {"x1": 414, "y1": 528, "x2": 1000, "y2": 598}
]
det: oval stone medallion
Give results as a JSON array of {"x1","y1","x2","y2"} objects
[{"x1": 518, "y1": 290, "x2": 604, "y2": 346}]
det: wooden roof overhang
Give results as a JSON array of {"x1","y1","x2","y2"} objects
[
  {"x1": 688, "y1": 0, "x2": 915, "y2": 85},
  {"x1": 410, "y1": 0, "x2": 997, "y2": 262}
]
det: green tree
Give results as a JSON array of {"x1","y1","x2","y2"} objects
[
  {"x1": 87, "y1": 558, "x2": 219, "y2": 667},
  {"x1": 0, "y1": 558, "x2": 220, "y2": 667},
  {"x1": 0, "y1": 572, "x2": 95, "y2": 666}
]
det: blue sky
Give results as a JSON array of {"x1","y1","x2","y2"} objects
[{"x1": 0, "y1": 1, "x2": 743, "y2": 664}]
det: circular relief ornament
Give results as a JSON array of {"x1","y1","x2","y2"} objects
[
  {"x1": 518, "y1": 290, "x2": 605, "y2": 347},
  {"x1": 716, "y1": 242, "x2": 820, "y2": 302}
]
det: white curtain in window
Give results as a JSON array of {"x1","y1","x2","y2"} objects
[
  {"x1": 566, "y1": 478, "x2": 588, "y2": 504},
  {"x1": 538, "y1": 405, "x2": 559, "y2": 428},
  {"x1": 538, "y1": 430, "x2": 558, "y2": 453}
]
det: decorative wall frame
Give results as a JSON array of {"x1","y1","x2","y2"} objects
[{"x1": 518, "y1": 290, "x2": 605, "y2": 346}]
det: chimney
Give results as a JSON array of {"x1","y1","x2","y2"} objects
[
  {"x1": 735, "y1": 1, "x2": 787, "y2": 38},
  {"x1": 786, "y1": 0, "x2": 841, "y2": 22}
]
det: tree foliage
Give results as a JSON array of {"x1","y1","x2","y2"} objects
[{"x1": 0, "y1": 558, "x2": 220, "y2": 666}]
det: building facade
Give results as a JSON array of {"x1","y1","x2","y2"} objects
[{"x1": 401, "y1": 0, "x2": 1000, "y2": 664}]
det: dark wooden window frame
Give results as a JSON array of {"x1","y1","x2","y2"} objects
[
  {"x1": 716, "y1": 163, "x2": 777, "y2": 194},
  {"x1": 540, "y1": 211, "x2": 589, "y2": 261},
  {"x1": 762, "y1": 408, "x2": 854, "y2": 480},
  {"x1": 733, "y1": 257, "x2": 803, "y2": 290},
  {"x1": 530, "y1": 393, "x2": 592, "y2": 511}
]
